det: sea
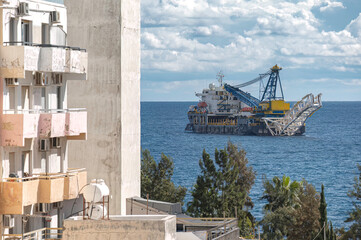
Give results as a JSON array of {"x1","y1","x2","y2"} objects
[{"x1": 141, "y1": 101, "x2": 361, "y2": 228}]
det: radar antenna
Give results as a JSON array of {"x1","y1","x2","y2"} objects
[{"x1": 217, "y1": 71, "x2": 224, "y2": 86}]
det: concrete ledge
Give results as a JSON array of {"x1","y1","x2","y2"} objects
[{"x1": 63, "y1": 215, "x2": 176, "y2": 240}]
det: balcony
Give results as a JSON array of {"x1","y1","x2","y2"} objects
[
  {"x1": 2, "y1": 227, "x2": 62, "y2": 240},
  {"x1": 1, "y1": 109, "x2": 87, "y2": 147},
  {"x1": 64, "y1": 168, "x2": 87, "y2": 200},
  {"x1": 0, "y1": 43, "x2": 87, "y2": 79},
  {"x1": 38, "y1": 175, "x2": 65, "y2": 203},
  {"x1": 0, "y1": 178, "x2": 39, "y2": 215},
  {"x1": 0, "y1": 169, "x2": 87, "y2": 215}
]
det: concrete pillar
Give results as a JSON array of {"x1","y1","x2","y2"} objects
[{"x1": 64, "y1": 0, "x2": 140, "y2": 215}]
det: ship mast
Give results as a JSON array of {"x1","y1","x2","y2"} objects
[{"x1": 217, "y1": 71, "x2": 224, "y2": 86}]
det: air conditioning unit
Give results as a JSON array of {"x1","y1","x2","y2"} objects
[
  {"x1": 34, "y1": 72, "x2": 49, "y2": 86},
  {"x1": 52, "y1": 201, "x2": 63, "y2": 209},
  {"x1": 50, "y1": 137, "x2": 60, "y2": 148},
  {"x1": 5, "y1": 78, "x2": 19, "y2": 86},
  {"x1": 39, "y1": 139, "x2": 49, "y2": 152},
  {"x1": 50, "y1": 11, "x2": 60, "y2": 23},
  {"x1": 35, "y1": 203, "x2": 50, "y2": 213},
  {"x1": 3, "y1": 215, "x2": 15, "y2": 228},
  {"x1": 17, "y1": 2, "x2": 29, "y2": 16},
  {"x1": 52, "y1": 73, "x2": 63, "y2": 85}
]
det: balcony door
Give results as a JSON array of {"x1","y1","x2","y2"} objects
[
  {"x1": 57, "y1": 86, "x2": 62, "y2": 109},
  {"x1": 21, "y1": 20, "x2": 32, "y2": 45},
  {"x1": 41, "y1": 87, "x2": 47, "y2": 110},
  {"x1": 21, "y1": 86, "x2": 30, "y2": 111},
  {"x1": 22, "y1": 151, "x2": 30, "y2": 177},
  {"x1": 9, "y1": 152, "x2": 15, "y2": 177},
  {"x1": 42, "y1": 23, "x2": 50, "y2": 45},
  {"x1": 8, "y1": 87, "x2": 15, "y2": 112},
  {"x1": 9, "y1": 18, "x2": 18, "y2": 45}
]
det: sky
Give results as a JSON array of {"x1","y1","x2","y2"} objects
[{"x1": 141, "y1": 0, "x2": 361, "y2": 101}]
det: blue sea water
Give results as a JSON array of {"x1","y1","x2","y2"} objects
[{"x1": 141, "y1": 101, "x2": 361, "y2": 228}]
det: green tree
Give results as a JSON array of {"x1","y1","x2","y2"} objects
[
  {"x1": 141, "y1": 149, "x2": 187, "y2": 204},
  {"x1": 261, "y1": 175, "x2": 303, "y2": 240},
  {"x1": 186, "y1": 149, "x2": 218, "y2": 217},
  {"x1": 288, "y1": 180, "x2": 321, "y2": 240},
  {"x1": 262, "y1": 175, "x2": 302, "y2": 212},
  {"x1": 318, "y1": 184, "x2": 328, "y2": 239},
  {"x1": 340, "y1": 164, "x2": 361, "y2": 239},
  {"x1": 187, "y1": 141, "x2": 256, "y2": 236}
]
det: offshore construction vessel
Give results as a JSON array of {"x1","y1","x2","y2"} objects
[{"x1": 185, "y1": 65, "x2": 322, "y2": 136}]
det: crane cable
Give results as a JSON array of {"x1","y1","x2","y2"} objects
[{"x1": 233, "y1": 70, "x2": 272, "y2": 88}]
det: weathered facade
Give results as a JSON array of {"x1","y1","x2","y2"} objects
[
  {"x1": 0, "y1": 0, "x2": 88, "y2": 238},
  {"x1": 64, "y1": 0, "x2": 141, "y2": 215}
]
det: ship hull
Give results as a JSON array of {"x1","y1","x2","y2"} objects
[{"x1": 185, "y1": 113, "x2": 306, "y2": 136}]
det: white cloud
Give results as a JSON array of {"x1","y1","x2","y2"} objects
[
  {"x1": 346, "y1": 13, "x2": 361, "y2": 38},
  {"x1": 141, "y1": 0, "x2": 361, "y2": 75},
  {"x1": 299, "y1": 78, "x2": 361, "y2": 86},
  {"x1": 337, "y1": 79, "x2": 361, "y2": 86},
  {"x1": 320, "y1": 1, "x2": 345, "y2": 12},
  {"x1": 142, "y1": 79, "x2": 209, "y2": 94}
]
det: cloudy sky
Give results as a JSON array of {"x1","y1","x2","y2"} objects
[{"x1": 141, "y1": 0, "x2": 361, "y2": 101}]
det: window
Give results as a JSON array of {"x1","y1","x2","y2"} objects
[
  {"x1": 57, "y1": 86, "x2": 62, "y2": 109},
  {"x1": 41, "y1": 88, "x2": 46, "y2": 109},
  {"x1": 42, "y1": 24, "x2": 50, "y2": 44},
  {"x1": 21, "y1": 20, "x2": 32, "y2": 45},
  {"x1": 21, "y1": 86, "x2": 30, "y2": 110},
  {"x1": 9, "y1": 152, "x2": 15, "y2": 174},
  {"x1": 9, "y1": 87, "x2": 15, "y2": 110},
  {"x1": 9, "y1": 18, "x2": 18, "y2": 45}
]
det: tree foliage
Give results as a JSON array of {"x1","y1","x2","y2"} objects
[
  {"x1": 318, "y1": 184, "x2": 328, "y2": 239},
  {"x1": 187, "y1": 141, "x2": 256, "y2": 236},
  {"x1": 340, "y1": 164, "x2": 361, "y2": 239},
  {"x1": 288, "y1": 181, "x2": 321, "y2": 240},
  {"x1": 261, "y1": 176, "x2": 323, "y2": 240},
  {"x1": 262, "y1": 175, "x2": 302, "y2": 212},
  {"x1": 261, "y1": 175, "x2": 303, "y2": 240},
  {"x1": 141, "y1": 149, "x2": 187, "y2": 204}
]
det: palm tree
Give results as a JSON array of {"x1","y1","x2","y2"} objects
[{"x1": 262, "y1": 175, "x2": 302, "y2": 211}]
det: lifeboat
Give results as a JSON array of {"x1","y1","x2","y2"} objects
[{"x1": 198, "y1": 101, "x2": 207, "y2": 108}]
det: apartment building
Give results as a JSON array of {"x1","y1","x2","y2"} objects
[
  {"x1": 0, "y1": 0, "x2": 88, "y2": 238},
  {"x1": 65, "y1": 0, "x2": 141, "y2": 215}
]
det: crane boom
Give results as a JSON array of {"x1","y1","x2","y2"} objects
[{"x1": 224, "y1": 84, "x2": 261, "y2": 108}]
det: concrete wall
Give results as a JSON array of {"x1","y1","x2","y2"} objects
[
  {"x1": 63, "y1": 215, "x2": 176, "y2": 240},
  {"x1": 213, "y1": 228, "x2": 240, "y2": 240},
  {"x1": 64, "y1": 0, "x2": 141, "y2": 215}
]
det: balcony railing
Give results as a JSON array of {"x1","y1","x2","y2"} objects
[
  {"x1": 1, "y1": 108, "x2": 87, "y2": 147},
  {"x1": 2, "y1": 227, "x2": 63, "y2": 240},
  {"x1": 0, "y1": 44, "x2": 87, "y2": 78},
  {"x1": 0, "y1": 177, "x2": 39, "y2": 215},
  {"x1": 3, "y1": 108, "x2": 86, "y2": 114},
  {"x1": 3, "y1": 42, "x2": 86, "y2": 52},
  {"x1": 64, "y1": 168, "x2": 87, "y2": 200},
  {"x1": 0, "y1": 169, "x2": 87, "y2": 215}
]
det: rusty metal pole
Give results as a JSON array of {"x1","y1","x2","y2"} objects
[
  {"x1": 146, "y1": 194, "x2": 149, "y2": 215},
  {"x1": 131, "y1": 198, "x2": 133, "y2": 215},
  {"x1": 102, "y1": 196, "x2": 105, "y2": 219},
  {"x1": 83, "y1": 197, "x2": 85, "y2": 220},
  {"x1": 107, "y1": 195, "x2": 110, "y2": 220}
]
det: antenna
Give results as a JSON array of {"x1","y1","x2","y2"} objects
[{"x1": 217, "y1": 71, "x2": 224, "y2": 86}]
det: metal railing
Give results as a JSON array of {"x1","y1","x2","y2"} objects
[
  {"x1": 3, "y1": 108, "x2": 86, "y2": 114},
  {"x1": 2, "y1": 227, "x2": 63, "y2": 240},
  {"x1": 205, "y1": 218, "x2": 239, "y2": 240},
  {"x1": 176, "y1": 217, "x2": 239, "y2": 239},
  {"x1": 3, "y1": 41, "x2": 86, "y2": 52},
  {"x1": 2, "y1": 168, "x2": 86, "y2": 182}
]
